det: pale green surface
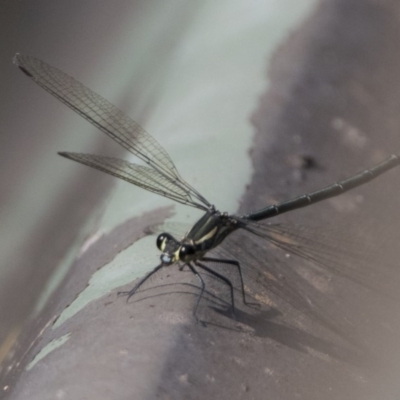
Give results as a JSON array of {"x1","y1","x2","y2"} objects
[
  {"x1": 33, "y1": 209, "x2": 104, "y2": 316},
  {"x1": 51, "y1": 0, "x2": 318, "y2": 328},
  {"x1": 53, "y1": 236, "x2": 157, "y2": 328},
  {"x1": 1, "y1": 0, "x2": 318, "y2": 324},
  {"x1": 26, "y1": 333, "x2": 71, "y2": 371},
  {"x1": 99, "y1": 0, "x2": 319, "y2": 229}
]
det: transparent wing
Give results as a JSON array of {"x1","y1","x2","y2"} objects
[
  {"x1": 59, "y1": 152, "x2": 205, "y2": 208},
  {"x1": 14, "y1": 53, "x2": 211, "y2": 210},
  {"x1": 240, "y1": 220, "x2": 400, "y2": 297},
  {"x1": 210, "y1": 219, "x2": 400, "y2": 337}
]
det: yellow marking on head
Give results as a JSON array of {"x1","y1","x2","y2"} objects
[{"x1": 160, "y1": 237, "x2": 168, "y2": 252}]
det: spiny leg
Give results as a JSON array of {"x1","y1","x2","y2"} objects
[
  {"x1": 196, "y1": 261, "x2": 236, "y2": 319},
  {"x1": 118, "y1": 264, "x2": 163, "y2": 301},
  {"x1": 187, "y1": 263, "x2": 205, "y2": 321},
  {"x1": 201, "y1": 257, "x2": 258, "y2": 307}
]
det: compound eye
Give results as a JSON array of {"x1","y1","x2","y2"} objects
[
  {"x1": 156, "y1": 233, "x2": 174, "y2": 251},
  {"x1": 179, "y1": 244, "x2": 196, "y2": 259}
]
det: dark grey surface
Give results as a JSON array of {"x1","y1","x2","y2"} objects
[
  {"x1": 3, "y1": 0, "x2": 400, "y2": 399},
  {"x1": 0, "y1": 0, "x2": 146, "y2": 354}
]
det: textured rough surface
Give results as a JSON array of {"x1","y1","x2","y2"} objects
[{"x1": 4, "y1": 0, "x2": 400, "y2": 399}]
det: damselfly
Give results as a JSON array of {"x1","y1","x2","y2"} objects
[{"x1": 14, "y1": 54, "x2": 400, "y2": 320}]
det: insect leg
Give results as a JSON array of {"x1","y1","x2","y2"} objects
[
  {"x1": 201, "y1": 257, "x2": 258, "y2": 307},
  {"x1": 118, "y1": 264, "x2": 163, "y2": 301},
  {"x1": 187, "y1": 263, "x2": 205, "y2": 321},
  {"x1": 196, "y1": 261, "x2": 236, "y2": 318}
]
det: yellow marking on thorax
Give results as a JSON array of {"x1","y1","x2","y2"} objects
[
  {"x1": 173, "y1": 248, "x2": 180, "y2": 262},
  {"x1": 194, "y1": 226, "x2": 217, "y2": 245}
]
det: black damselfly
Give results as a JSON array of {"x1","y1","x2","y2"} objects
[{"x1": 14, "y1": 53, "x2": 400, "y2": 320}]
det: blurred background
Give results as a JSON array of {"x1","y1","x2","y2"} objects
[
  {"x1": 0, "y1": 0, "x2": 317, "y2": 380},
  {"x1": 3, "y1": 0, "x2": 400, "y2": 399}
]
